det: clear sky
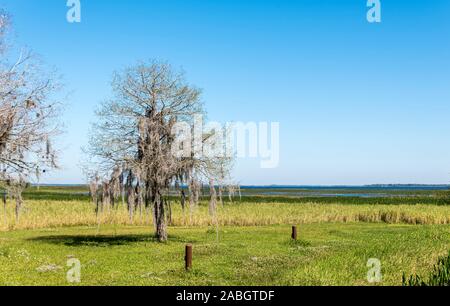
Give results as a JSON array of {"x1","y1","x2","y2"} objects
[{"x1": 1, "y1": 0, "x2": 450, "y2": 185}]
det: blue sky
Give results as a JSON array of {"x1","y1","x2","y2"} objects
[{"x1": 1, "y1": 0, "x2": 450, "y2": 185}]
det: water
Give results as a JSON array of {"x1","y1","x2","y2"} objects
[
  {"x1": 239, "y1": 185, "x2": 449, "y2": 198},
  {"x1": 31, "y1": 184, "x2": 449, "y2": 199}
]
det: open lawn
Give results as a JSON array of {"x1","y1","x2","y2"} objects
[{"x1": 0, "y1": 223, "x2": 449, "y2": 286}]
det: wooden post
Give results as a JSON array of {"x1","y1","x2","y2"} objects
[
  {"x1": 292, "y1": 226, "x2": 298, "y2": 240},
  {"x1": 185, "y1": 244, "x2": 193, "y2": 270}
]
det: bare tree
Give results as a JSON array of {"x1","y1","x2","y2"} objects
[
  {"x1": 86, "y1": 60, "x2": 232, "y2": 242},
  {"x1": 0, "y1": 11, "x2": 61, "y2": 220}
]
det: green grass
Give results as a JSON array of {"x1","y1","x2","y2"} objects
[
  {"x1": 1, "y1": 186, "x2": 449, "y2": 286},
  {"x1": 0, "y1": 223, "x2": 449, "y2": 286},
  {"x1": 238, "y1": 195, "x2": 450, "y2": 205},
  {"x1": 21, "y1": 186, "x2": 90, "y2": 201},
  {"x1": 403, "y1": 251, "x2": 450, "y2": 286},
  {"x1": 15, "y1": 185, "x2": 450, "y2": 205}
]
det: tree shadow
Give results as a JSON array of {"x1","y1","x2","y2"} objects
[{"x1": 28, "y1": 234, "x2": 191, "y2": 247}]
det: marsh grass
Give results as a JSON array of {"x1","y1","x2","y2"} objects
[{"x1": 1, "y1": 199, "x2": 450, "y2": 231}]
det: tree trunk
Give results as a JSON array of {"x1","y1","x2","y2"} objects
[
  {"x1": 95, "y1": 196, "x2": 100, "y2": 218},
  {"x1": 15, "y1": 195, "x2": 22, "y2": 222},
  {"x1": 127, "y1": 187, "x2": 134, "y2": 224},
  {"x1": 3, "y1": 193, "x2": 7, "y2": 225},
  {"x1": 154, "y1": 192, "x2": 167, "y2": 242},
  {"x1": 2, "y1": 192, "x2": 6, "y2": 211},
  {"x1": 166, "y1": 199, "x2": 172, "y2": 226},
  {"x1": 181, "y1": 190, "x2": 186, "y2": 211}
]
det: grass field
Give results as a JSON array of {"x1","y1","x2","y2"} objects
[
  {"x1": 2, "y1": 198, "x2": 450, "y2": 231},
  {"x1": 1, "y1": 224, "x2": 449, "y2": 286},
  {"x1": 0, "y1": 186, "x2": 449, "y2": 286}
]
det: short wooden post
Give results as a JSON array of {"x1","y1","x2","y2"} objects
[
  {"x1": 291, "y1": 226, "x2": 298, "y2": 240},
  {"x1": 185, "y1": 244, "x2": 193, "y2": 270}
]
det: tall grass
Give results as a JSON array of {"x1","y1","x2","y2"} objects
[
  {"x1": 2, "y1": 199, "x2": 450, "y2": 231},
  {"x1": 403, "y1": 251, "x2": 450, "y2": 286}
]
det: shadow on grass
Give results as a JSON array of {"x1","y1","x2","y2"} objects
[
  {"x1": 28, "y1": 234, "x2": 192, "y2": 247},
  {"x1": 287, "y1": 239, "x2": 312, "y2": 248}
]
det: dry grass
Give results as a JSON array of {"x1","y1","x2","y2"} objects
[{"x1": 1, "y1": 199, "x2": 450, "y2": 231}]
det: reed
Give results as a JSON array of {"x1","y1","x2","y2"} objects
[{"x1": 2, "y1": 199, "x2": 450, "y2": 231}]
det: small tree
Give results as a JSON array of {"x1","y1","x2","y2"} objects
[
  {"x1": 0, "y1": 11, "x2": 61, "y2": 220},
  {"x1": 86, "y1": 60, "x2": 233, "y2": 242}
]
